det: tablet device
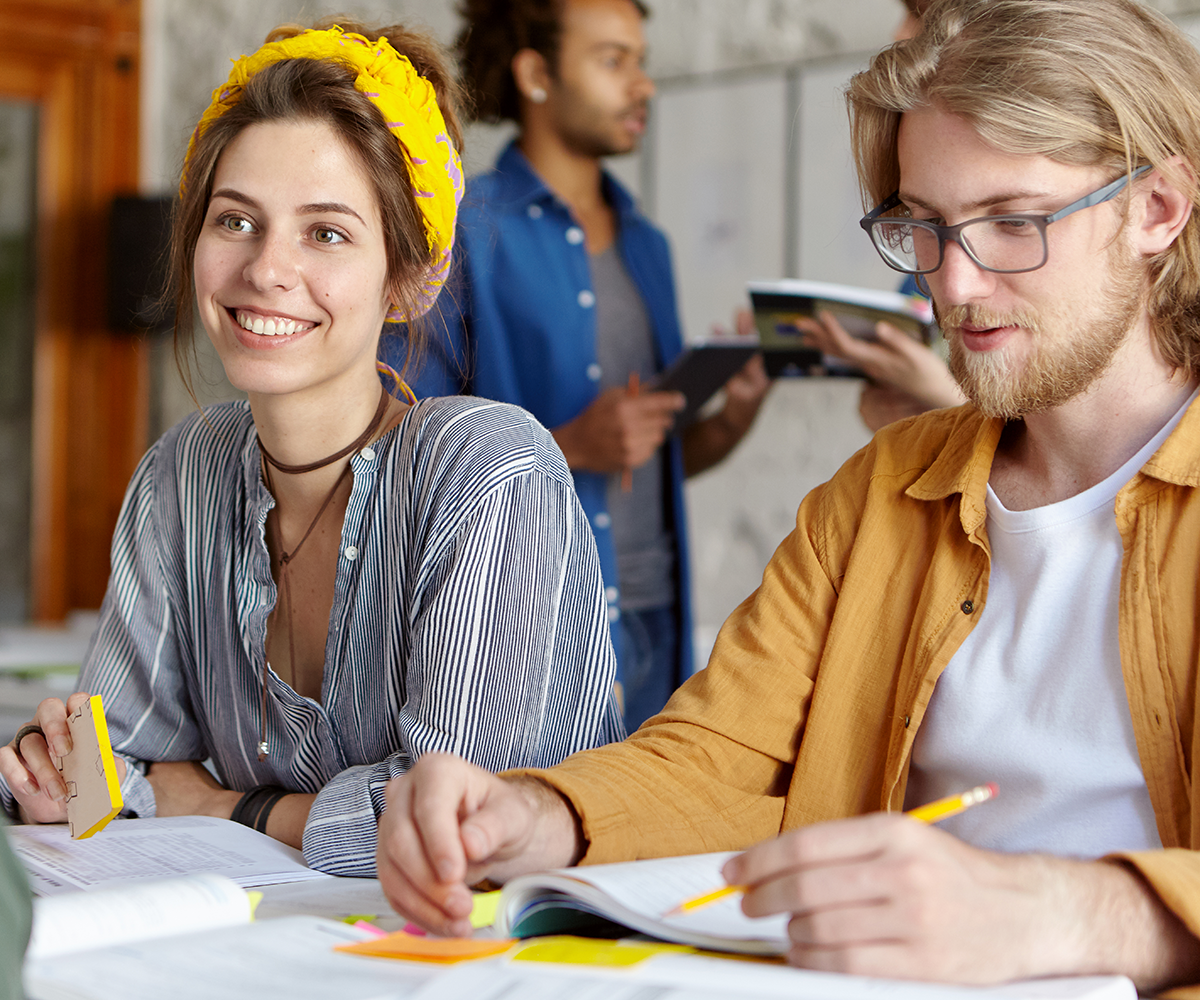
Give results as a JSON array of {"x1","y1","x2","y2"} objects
[{"x1": 649, "y1": 342, "x2": 758, "y2": 429}]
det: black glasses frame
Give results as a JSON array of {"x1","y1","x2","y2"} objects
[{"x1": 859, "y1": 164, "x2": 1153, "y2": 275}]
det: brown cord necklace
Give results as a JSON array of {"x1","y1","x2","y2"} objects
[{"x1": 254, "y1": 387, "x2": 390, "y2": 761}]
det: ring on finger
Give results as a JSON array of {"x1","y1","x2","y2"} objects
[{"x1": 11, "y1": 723, "x2": 46, "y2": 761}]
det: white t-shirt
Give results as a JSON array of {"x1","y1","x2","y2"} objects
[{"x1": 904, "y1": 389, "x2": 1197, "y2": 857}]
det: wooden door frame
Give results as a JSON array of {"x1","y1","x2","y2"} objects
[{"x1": 0, "y1": 0, "x2": 144, "y2": 620}]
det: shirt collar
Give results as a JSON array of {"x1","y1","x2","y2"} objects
[
  {"x1": 1137, "y1": 388, "x2": 1200, "y2": 487},
  {"x1": 904, "y1": 407, "x2": 1003, "y2": 537},
  {"x1": 491, "y1": 140, "x2": 638, "y2": 221},
  {"x1": 903, "y1": 389, "x2": 1200, "y2": 534}
]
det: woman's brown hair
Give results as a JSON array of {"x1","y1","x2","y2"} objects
[{"x1": 167, "y1": 17, "x2": 465, "y2": 396}]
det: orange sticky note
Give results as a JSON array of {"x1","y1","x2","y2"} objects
[{"x1": 335, "y1": 931, "x2": 514, "y2": 963}]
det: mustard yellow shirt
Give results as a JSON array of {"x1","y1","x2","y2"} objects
[{"x1": 530, "y1": 401, "x2": 1200, "y2": 990}]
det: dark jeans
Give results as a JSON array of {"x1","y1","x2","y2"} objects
[{"x1": 617, "y1": 604, "x2": 679, "y2": 732}]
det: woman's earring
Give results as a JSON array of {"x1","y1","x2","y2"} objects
[{"x1": 529, "y1": 87, "x2": 548, "y2": 104}]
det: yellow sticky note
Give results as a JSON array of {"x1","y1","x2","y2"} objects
[
  {"x1": 246, "y1": 891, "x2": 263, "y2": 921},
  {"x1": 335, "y1": 931, "x2": 514, "y2": 964},
  {"x1": 469, "y1": 890, "x2": 501, "y2": 929},
  {"x1": 512, "y1": 936, "x2": 695, "y2": 968}
]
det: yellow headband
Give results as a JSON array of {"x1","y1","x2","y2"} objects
[{"x1": 183, "y1": 25, "x2": 464, "y2": 320}]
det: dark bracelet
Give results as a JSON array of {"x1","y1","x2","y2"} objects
[{"x1": 230, "y1": 784, "x2": 289, "y2": 834}]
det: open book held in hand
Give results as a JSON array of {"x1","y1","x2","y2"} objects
[
  {"x1": 748, "y1": 278, "x2": 935, "y2": 378},
  {"x1": 496, "y1": 851, "x2": 788, "y2": 955}
]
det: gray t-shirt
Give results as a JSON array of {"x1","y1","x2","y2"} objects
[{"x1": 592, "y1": 245, "x2": 676, "y2": 611}]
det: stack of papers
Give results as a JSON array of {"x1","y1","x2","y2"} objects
[{"x1": 8, "y1": 815, "x2": 326, "y2": 894}]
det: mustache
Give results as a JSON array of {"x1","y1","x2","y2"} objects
[{"x1": 935, "y1": 301, "x2": 1044, "y2": 335}]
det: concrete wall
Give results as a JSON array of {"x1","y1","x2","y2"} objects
[{"x1": 139, "y1": 0, "x2": 1200, "y2": 667}]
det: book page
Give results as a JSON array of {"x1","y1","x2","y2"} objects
[
  {"x1": 542, "y1": 852, "x2": 787, "y2": 944},
  {"x1": 8, "y1": 816, "x2": 325, "y2": 895},
  {"x1": 27, "y1": 873, "x2": 250, "y2": 959},
  {"x1": 23, "y1": 915, "x2": 434, "y2": 1000}
]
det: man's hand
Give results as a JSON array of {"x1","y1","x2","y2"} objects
[
  {"x1": 0, "y1": 693, "x2": 126, "y2": 824},
  {"x1": 797, "y1": 311, "x2": 966, "y2": 420},
  {"x1": 553, "y1": 385, "x2": 685, "y2": 474},
  {"x1": 683, "y1": 309, "x2": 772, "y2": 476},
  {"x1": 376, "y1": 753, "x2": 582, "y2": 937},
  {"x1": 145, "y1": 761, "x2": 240, "y2": 819},
  {"x1": 723, "y1": 813, "x2": 1200, "y2": 990}
]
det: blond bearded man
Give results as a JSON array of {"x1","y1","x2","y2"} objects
[{"x1": 374, "y1": 0, "x2": 1200, "y2": 989}]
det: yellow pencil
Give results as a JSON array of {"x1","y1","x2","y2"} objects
[
  {"x1": 664, "y1": 782, "x2": 999, "y2": 917},
  {"x1": 905, "y1": 781, "x2": 998, "y2": 824}
]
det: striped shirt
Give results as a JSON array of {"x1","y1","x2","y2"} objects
[{"x1": 3, "y1": 396, "x2": 622, "y2": 875}]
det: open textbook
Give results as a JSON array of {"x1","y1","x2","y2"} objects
[
  {"x1": 7, "y1": 815, "x2": 326, "y2": 894},
  {"x1": 496, "y1": 851, "x2": 789, "y2": 954},
  {"x1": 747, "y1": 278, "x2": 936, "y2": 377}
]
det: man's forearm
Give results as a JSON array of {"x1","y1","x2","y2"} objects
[
  {"x1": 1076, "y1": 859, "x2": 1200, "y2": 992},
  {"x1": 682, "y1": 410, "x2": 750, "y2": 477}
]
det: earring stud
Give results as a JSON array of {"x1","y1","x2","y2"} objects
[{"x1": 530, "y1": 87, "x2": 547, "y2": 104}]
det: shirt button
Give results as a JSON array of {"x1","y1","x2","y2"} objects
[
  {"x1": 594, "y1": 512, "x2": 611, "y2": 529},
  {"x1": 586, "y1": 363, "x2": 602, "y2": 382},
  {"x1": 961, "y1": 599, "x2": 974, "y2": 614},
  {"x1": 566, "y1": 226, "x2": 585, "y2": 245},
  {"x1": 604, "y1": 586, "x2": 619, "y2": 603},
  {"x1": 607, "y1": 606, "x2": 620, "y2": 623},
  {"x1": 360, "y1": 446, "x2": 376, "y2": 462},
  {"x1": 527, "y1": 204, "x2": 543, "y2": 219},
  {"x1": 344, "y1": 545, "x2": 360, "y2": 561},
  {"x1": 578, "y1": 289, "x2": 595, "y2": 308}
]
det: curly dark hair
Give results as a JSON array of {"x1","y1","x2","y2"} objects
[{"x1": 456, "y1": 0, "x2": 648, "y2": 124}]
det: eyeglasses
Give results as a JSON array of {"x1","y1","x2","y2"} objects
[{"x1": 859, "y1": 165, "x2": 1152, "y2": 275}]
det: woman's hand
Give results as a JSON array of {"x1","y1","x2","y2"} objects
[
  {"x1": 0, "y1": 693, "x2": 126, "y2": 824},
  {"x1": 145, "y1": 761, "x2": 241, "y2": 819}
]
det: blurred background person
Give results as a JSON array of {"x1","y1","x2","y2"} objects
[{"x1": 392, "y1": 0, "x2": 771, "y2": 730}]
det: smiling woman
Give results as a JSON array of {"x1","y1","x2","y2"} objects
[{"x1": 0, "y1": 20, "x2": 623, "y2": 877}]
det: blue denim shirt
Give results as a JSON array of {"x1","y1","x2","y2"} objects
[{"x1": 389, "y1": 142, "x2": 694, "y2": 687}]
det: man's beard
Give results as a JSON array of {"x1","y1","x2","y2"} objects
[{"x1": 936, "y1": 252, "x2": 1143, "y2": 419}]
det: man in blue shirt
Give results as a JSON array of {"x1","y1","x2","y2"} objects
[{"x1": 397, "y1": 0, "x2": 769, "y2": 730}]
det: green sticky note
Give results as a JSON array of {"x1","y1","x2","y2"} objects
[
  {"x1": 341, "y1": 914, "x2": 378, "y2": 926},
  {"x1": 469, "y1": 890, "x2": 502, "y2": 929}
]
